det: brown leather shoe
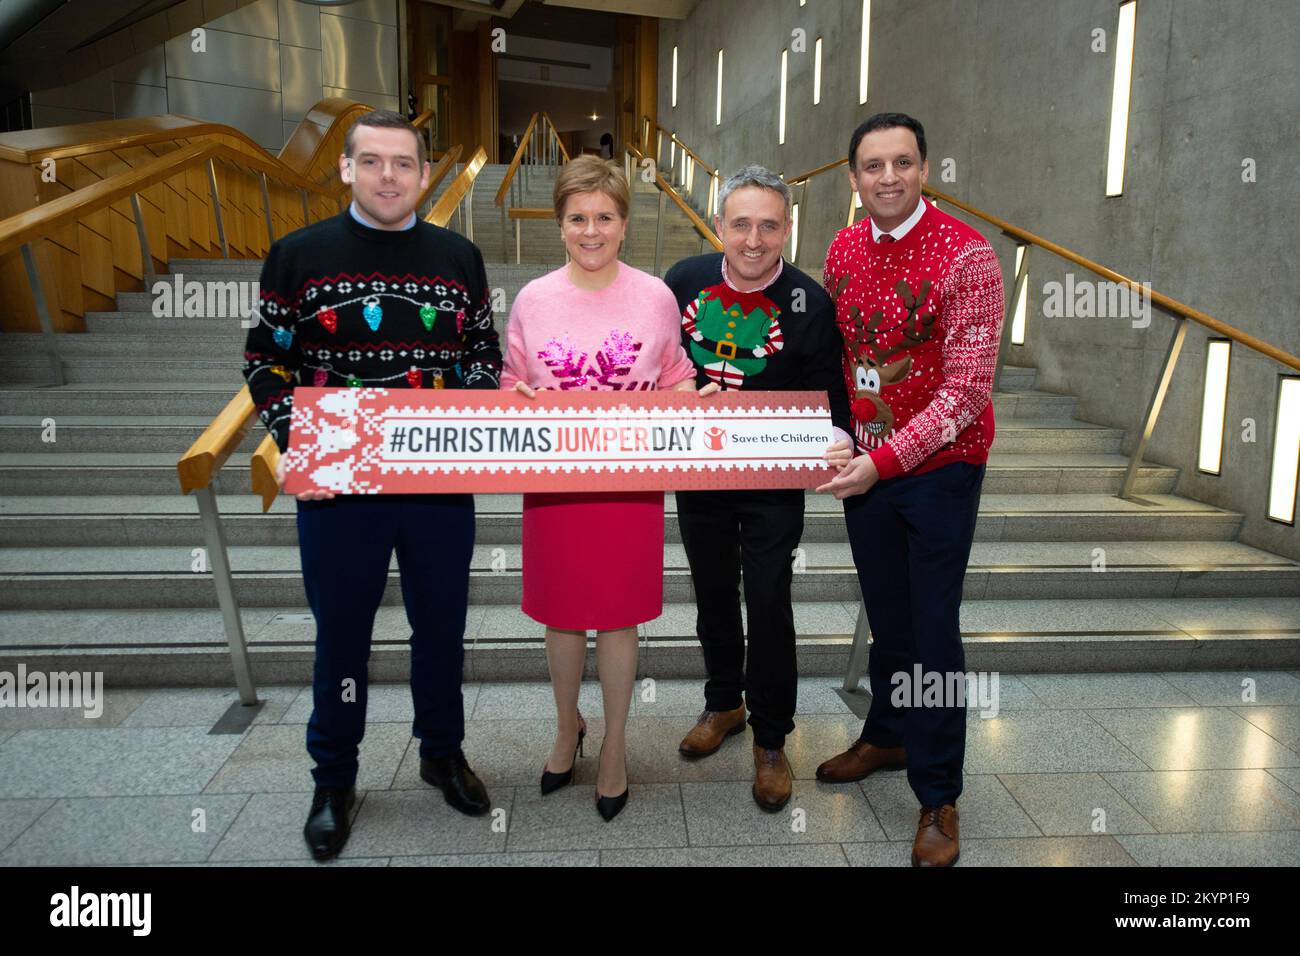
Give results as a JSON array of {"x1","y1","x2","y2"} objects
[
  {"x1": 752, "y1": 744, "x2": 792, "y2": 812},
  {"x1": 678, "y1": 705, "x2": 746, "y2": 758},
  {"x1": 911, "y1": 804, "x2": 960, "y2": 867},
  {"x1": 815, "y1": 740, "x2": 906, "y2": 783}
]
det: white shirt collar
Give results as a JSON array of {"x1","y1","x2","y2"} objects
[
  {"x1": 870, "y1": 197, "x2": 928, "y2": 242},
  {"x1": 721, "y1": 253, "x2": 784, "y2": 293}
]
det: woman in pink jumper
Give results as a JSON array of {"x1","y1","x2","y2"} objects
[{"x1": 500, "y1": 156, "x2": 714, "y2": 821}]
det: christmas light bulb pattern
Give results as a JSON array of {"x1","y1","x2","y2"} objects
[{"x1": 243, "y1": 258, "x2": 501, "y2": 454}]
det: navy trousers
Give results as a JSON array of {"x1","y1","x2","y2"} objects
[
  {"x1": 842, "y1": 461, "x2": 984, "y2": 807},
  {"x1": 296, "y1": 493, "x2": 475, "y2": 789},
  {"x1": 677, "y1": 489, "x2": 805, "y2": 749}
]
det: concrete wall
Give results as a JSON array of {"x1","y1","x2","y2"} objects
[
  {"x1": 31, "y1": 0, "x2": 400, "y2": 152},
  {"x1": 658, "y1": 0, "x2": 1300, "y2": 560}
]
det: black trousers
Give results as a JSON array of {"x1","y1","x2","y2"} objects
[
  {"x1": 677, "y1": 489, "x2": 805, "y2": 749},
  {"x1": 843, "y1": 461, "x2": 985, "y2": 807}
]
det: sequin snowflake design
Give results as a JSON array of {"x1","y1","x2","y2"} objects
[{"x1": 539, "y1": 330, "x2": 645, "y2": 390}]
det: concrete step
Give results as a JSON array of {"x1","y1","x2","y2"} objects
[
  {"x1": 0, "y1": 451, "x2": 1179, "y2": 498},
  {"x1": 989, "y1": 420, "x2": 1124, "y2": 455},
  {"x1": 0, "y1": 357, "x2": 243, "y2": 386},
  {"x1": 1, "y1": 539, "x2": 1295, "y2": 610},
  {"x1": 0, "y1": 416, "x2": 263, "y2": 454},
  {"x1": 0, "y1": 384, "x2": 238, "y2": 418},
  {"x1": 999, "y1": 366, "x2": 1037, "y2": 389},
  {"x1": 0, "y1": 491, "x2": 1242, "y2": 548},
  {"x1": 4, "y1": 596, "x2": 1298, "y2": 683}
]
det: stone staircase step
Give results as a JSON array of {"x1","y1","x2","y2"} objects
[
  {"x1": 4, "y1": 596, "x2": 1297, "y2": 683},
  {"x1": 0, "y1": 451, "x2": 1179, "y2": 498},
  {"x1": 0, "y1": 417, "x2": 262, "y2": 454},
  {"x1": 0, "y1": 384, "x2": 245, "y2": 418},
  {"x1": 1, "y1": 539, "x2": 1295, "y2": 610},
  {"x1": 0, "y1": 492, "x2": 1244, "y2": 548},
  {"x1": 0, "y1": 357, "x2": 243, "y2": 385}
]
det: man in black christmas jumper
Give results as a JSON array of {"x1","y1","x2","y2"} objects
[
  {"x1": 816, "y1": 113, "x2": 1004, "y2": 867},
  {"x1": 664, "y1": 165, "x2": 853, "y2": 813},
  {"x1": 242, "y1": 110, "x2": 501, "y2": 860}
]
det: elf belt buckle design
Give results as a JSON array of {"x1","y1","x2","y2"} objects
[{"x1": 714, "y1": 340, "x2": 738, "y2": 360}]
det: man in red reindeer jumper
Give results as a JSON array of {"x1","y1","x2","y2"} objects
[{"x1": 817, "y1": 113, "x2": 1004, "y2": 867}]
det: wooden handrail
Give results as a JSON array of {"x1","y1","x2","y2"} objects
[
  {"x1": 414, "y1": 144, "x2": 462, "y2": 213},
  {"x1": 0, "y1": 140, "x2": 340, "y2": 259},
  {"x1": 626, "y1": 143, "x2": 722, "y2": 252},
  {"x1": 541, "y1": 112, "x2": 570, "y2": 162},
  {"x1": 508, "y1": 207, "x2": 554, "y2": 220},
  {"x1": 781, "y1": 157, "x2": 1300, "y2": 372},
  {"x1": 0, "y1": 116, "x2": 296, "y2": 166},
  {"x1": 669, "y1": 133, "x2": 717, "y2": 177},
  {"x1": 494, "y1": 112, "x2": 543, "y2": 207},
  {"x1": 251, "y1": 146, "x2": 490, "y2": 510},
  {"x1": 177, "y1": 387, "x2": 257, "y2": 496},
  {"x1": 786, "y1": 157, "x2": 848, "y2": 185},
  {"x1": 427, "y1": 146, "x2": 486, "y2": 225},
  {"x1": 921, "y1": 185, "x2": 1300, "y2": 372},
  {"x1": 642, "y1": 115, "x2": 718, "y2": 178}
]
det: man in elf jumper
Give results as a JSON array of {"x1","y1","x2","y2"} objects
[
  {"x1": 243, "y1": 110, "x2": 501, "y2": 860},
  {"x1": 664, "y1": 166, "x2": 853, "y2": 812},
  {"x1": 816, "y1": 113, "x2": 1004, "y2": 867}
]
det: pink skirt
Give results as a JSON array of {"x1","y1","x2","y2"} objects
[{"x1": 520, "y1": 491, "x2": 664, "y2": 631}]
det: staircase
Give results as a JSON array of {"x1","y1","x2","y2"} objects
[{"x1": 2, "y1": 176, "x2": 1299, "y2": 688}]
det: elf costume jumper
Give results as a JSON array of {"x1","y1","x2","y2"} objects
[
  {"x1": 665, "y1": 252, "x2": 851, "y2": 751},
  {"x1": 242, "y1": 206, "x2": 501, "y2": 790},
  {"x1": 824, "y1": 198, "x2": 1003, "y2": 809}
]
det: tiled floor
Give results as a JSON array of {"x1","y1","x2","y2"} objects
[{"x1": 2, "y1": 673, "x2": 1299, "y2": 866}]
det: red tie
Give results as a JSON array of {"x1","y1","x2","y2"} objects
[{"x1": 878, "y1": 234, "x2": 895, "y2": 243}]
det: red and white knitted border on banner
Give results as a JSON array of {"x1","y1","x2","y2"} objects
[{"x1": 282, "y1": 388, "x2": 836, "y2": 494}]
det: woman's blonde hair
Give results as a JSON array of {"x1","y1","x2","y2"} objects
[{"x1": 553, "y1": 155, "x2": 630, "y2": 222}]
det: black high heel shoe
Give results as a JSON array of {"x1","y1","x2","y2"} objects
[
  {"x1": 540, "y1": 710, "x2": 586, "y2": 795},
  {"x1": 595, "y1": 743, "x2": 629, "y2": 822}
]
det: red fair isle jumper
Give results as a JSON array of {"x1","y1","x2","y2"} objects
[{"x1": 823, "y1": 200, "x2": 1004, "y2": 481}]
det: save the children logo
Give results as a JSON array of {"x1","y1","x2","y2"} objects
[{"x1": 703, "y1": 426, "x2": 727, "y2": 450}]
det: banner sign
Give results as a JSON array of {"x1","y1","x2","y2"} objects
[{"x1": 283, "y1": 388, "x2": 836, "y2": 494}]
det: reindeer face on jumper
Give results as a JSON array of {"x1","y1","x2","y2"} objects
[
  {"x1": 830, "y1": 275, "x2": 937, "y2": 444},
  {"x1": 852, "y1": 354, "x2": 912, "y2": 436}
]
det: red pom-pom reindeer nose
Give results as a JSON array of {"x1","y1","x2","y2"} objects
[{"x1": 851, "y1": 397, "x2": 878, "y2": 422}]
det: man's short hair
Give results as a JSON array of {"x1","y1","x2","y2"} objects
[
  {"x1": 344, "y1": 109, "x2": 427, "y2": 163},
  {"x1": 716, "y1": 164, "x2": 791, "y2": 221},
  {"x1": 847, "y1": 112, "x2": 927, "y2": 169}
]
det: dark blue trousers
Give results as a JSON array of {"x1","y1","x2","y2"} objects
[
  {"x1": 296, "y1": 493, "x2": 475, "y2": 789},
  {"x1": 842, "y1": 461, "x2": 984, "y2": 807}
]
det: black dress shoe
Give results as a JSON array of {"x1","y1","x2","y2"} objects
[
  {"x1": 595, "y1": 788, "x2": 628, "y2": 822},
  {"x1": 303, "y1": 785, "x2": 356, "y2": 861},
  {"x1": 420, "y1": 750, "x2": 491, "y2": 816}
]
